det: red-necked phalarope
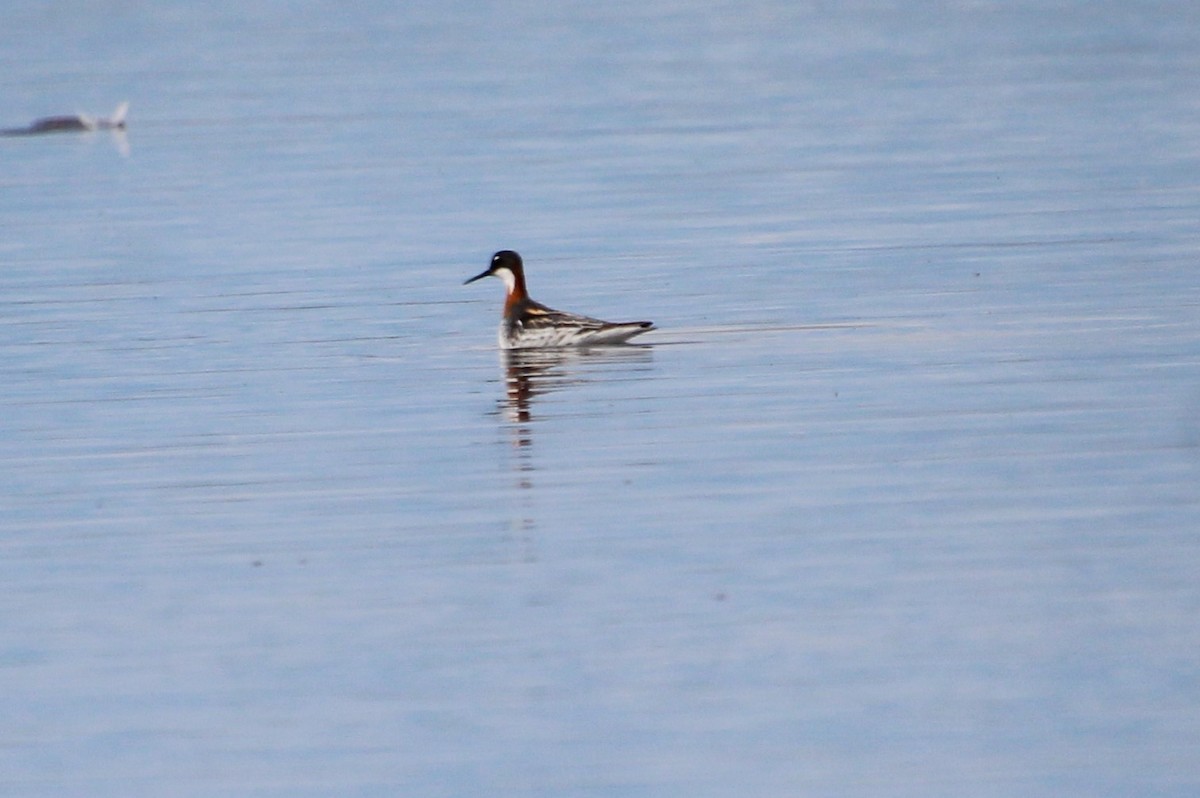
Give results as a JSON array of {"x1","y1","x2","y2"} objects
[
  {"x1": 464, "y1": 250, "x2": 655, "y2": 349},
  {"x1": 2, "y1": 102, "x2": 128, "y2": 135}
]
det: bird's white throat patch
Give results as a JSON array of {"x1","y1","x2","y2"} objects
[{"x1": 493, "y1": 266, "x2": 517, "y2": 293}]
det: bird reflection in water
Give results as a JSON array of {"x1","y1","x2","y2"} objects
[
  {"x1": 489, "y1": 345, "x2": 653, "y2": 549},
  {"x1": 498, "y1": 346, "x2": 654, "y2": 445}
]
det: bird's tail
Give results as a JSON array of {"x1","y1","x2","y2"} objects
[{"x1": 107, "y1": 101, "x2": 129, "y2": 128}]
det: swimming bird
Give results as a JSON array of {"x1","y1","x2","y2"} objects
[
  {"x1": 464, "y1": 250, "x2": 655, "y2": 349},
  {"x1": 2, "y1": 102, "x2": 128, "y2": 136}
]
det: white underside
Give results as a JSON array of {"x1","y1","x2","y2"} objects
[{"x1": 498, "y1": 322, "x2": 651, "y2": 349}]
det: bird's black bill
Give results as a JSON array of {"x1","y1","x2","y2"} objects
[{"x1": 463, "y1": 268, "x2": 492, "y2": 285}]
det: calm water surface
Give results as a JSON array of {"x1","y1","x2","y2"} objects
[{"x1": 1, "y1": 2, "x2": 1198, "y2": 796}]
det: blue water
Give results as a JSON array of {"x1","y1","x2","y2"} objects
[{"x1": 2, "y1": 2, "x2": 1198, "y2": 796}]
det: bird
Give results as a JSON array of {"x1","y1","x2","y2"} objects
[
  {"x1": 2, "y1": 102, "x2": 128, "y2": 136},
  {"x1": 464, "y1": 250, "x2": 655, "y2": 349}
]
